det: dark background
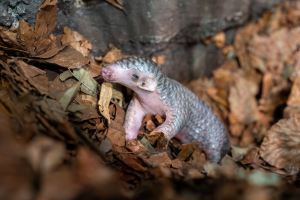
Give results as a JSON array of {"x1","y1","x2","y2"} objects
[{"x1": 0, "y1": 0, "x2": 288, "y2": 81}]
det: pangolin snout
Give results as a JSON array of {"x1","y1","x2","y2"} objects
[{"x1": 101, "y1": 68, "x2": 112, "y2": 81}]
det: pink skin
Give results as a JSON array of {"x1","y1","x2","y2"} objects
[{"x1": 101, "y1": 66, "x2": 176, "y2": 141}]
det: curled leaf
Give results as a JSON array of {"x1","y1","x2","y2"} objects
[
  {"x1": 260, "y1": 118, "x2": 300, "y2": 172},
  {"x1": 98, "y1": 82, "x2": 112, "y2": 123}
]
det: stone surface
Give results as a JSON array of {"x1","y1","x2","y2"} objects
[{"x1": 0, "y1": 0, "x2": 289, "y2": 81}]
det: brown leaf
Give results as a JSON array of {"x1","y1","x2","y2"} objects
[
  {"x1": 34, "y1": 38, "x2": 53, "y2": 56},
  {"x1": 61, "y1": 27, "x2": 93, "y2": 57},
  {"x1": 14, "y1": 60, "x2": 48, "y2": 95},
  {"x1": 234, "y1": 22, "x2": 260, "y2": 70},
  {"x1": 229, "y1": 75, "x2": 260, "y2": 125},
  {"x1": 146, "y1": 152, "x2": 172, "y2": 168},
  {"x1": 44, "y1": 46, "x2": 89, "y2": 68},
  {"x1": 0, "y1": 30, "x2": 25, "y2": 51},
  {"x1": 113, "y1": 101, "x2": 125, "y2": 125},
  {"x1": 239, "y1": 124, "x2": 255, "y2": 147},
  {"x1": 187, "y1": 148, "x2": 206, "y2": 171},
  {"x1": 260, "y1": 118, "x2": 300, "y2": 171},
  {"x1": 126, "y1": 140, "x2": 151, "y2": 154},
  {"x1": 98, "y1": 82, "x2": 112, "y2": 123},
  {"x1": 287, "y1": 76, "x2": 300, "y2": 106},
  {"x1": 211, "y1": 31, "x2": 226, "y2": 48},
  {"x1": 49, "y1": 75, "x2": 78, "y2": 100},
  {"x1": 82, "y1": 63, "x2": 102, "y2": 78},
  {"x1": 36, "y1": 45, "x2": 66, "y2": 59},
  {"x1": 150, "y1": 56, "x2": 165, "y2": 66},
  {"x1": 154, "y1": 114, "x2": 164, "y2": 125},
  {"x1": 106, "y1": 120, "x2": 126, "y2": 146},
  {"x1": 104, "y1": 0, "x2": 124, "y2": 10},
  {"x1": 171, "y1": 159, "x2": 183, "y2": 169},
  {"x1": 240, "y1": 148, "x2": 260, "y2": 165},
  {"x1": 146, "y1": 119, "x2": 156, "y2": 132},
  {"x1": 231, "y1": 146, "x2": 252, "y2": 161},
  {"x1": 146, "y1": 131, "x2": 168, "y2": 151},
  {"x1": 27, "y1": 136, "x2": 66, "y2": 174},
  {"x1": 35, "y1": 0, "x2": 58, "y2": 41},
  {"x1": 176, "y1": 143, "x2": 200, "y2": 161},
  {"x1": 103, "y1": 46, "x2": 123, "y2": 63},
  {"x1": 78, "y1": 94, "x2": 101, "y2": 121},
  {"x1": 17, "y1": 19, "x2": 35, "y2": 55},
  {"x1": 113, "y1": 146, "x2": 147, "y2": 171}
]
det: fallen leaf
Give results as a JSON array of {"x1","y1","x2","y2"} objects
[
  {"x1": 140, "y1": 137, "x2": 155, "y2": 152},
  {"x1": 150, "y1": 55, "x2": 165, "y2": 66},
  {"x1": 49, "y1": 76, "x2": 78, "y2": 100},
  {"x1": 45, "y1": 46, "x2": 89, "y2": 69},
  {"x1": 99, "y1": 138, "x2": 113, "y2": 154},
  {"x1": 104, "y1": 0, "x2": 124, "y2": 10},
  {"x1": 240, "y1": 148, "x2": 260, "y2": 165},
  {"x1": 260, "y1": 118, "x2": 300, "y2": 172},
  {"x1": 176, "y1": 143, "x2": 200, "y2": 161},
  {"x1": 73, "y1": 68, "x2": 98, "y2": 98},
  {"x1": 231, "y1": 146, "x2": 252, "y2": 161},
  {"x1": 17, "y1": 19, "x2": 35, "y2": 55},
  {"x1": 35, "y1": 0, "x2": 58, "y2": 41},
  {"x1": 154, "y1": 114, "x2": 164, "y2": 125},
  {"x1": 59, "y1": 81, "x2": 81, "y2": 110},
  {"x1": 146, "y1": 119, "x2": 156, "y2": 132},
  {"x1": 98, "y1": 82, "x2": 112, "y2": 123},
  {"x1": 106, "y1": 120, "x2": 126, "y2": 146},
  {"x1": 287, "y1": 76, "x2": 300, "y2": 106},
  {"x1": 103, "y1": 45, "x2": 123, "y2": 63},
  {"x1": 113, "y1": 146, "x2": 147, "y2": 171},
  {"x1": 229, "y1": 75, "x2": 260, "y2": 125},
  {"x1": 211, "y1": 32, "x2": 226, "y2": 48},
  {"x1": 61, "y1": 27, "x2": 93, "y2": 57},
  {"x1": 146, "y1": 131, "x2": 168, "y2": 151},
  {"x1": 171, "y1": 159, "x2": 183, "y2": 169},
  {"x1": 14, "y1": 60, "x2": 49, "y2": 95},
  {"x1": 146, "y1": 152, "x2": 172, "y2": 168},
  {"x1": 187, "y1": 148, "x2": 206, "y2": 171},
  {"x1": 27, "y1": 136, "x2": 66, "y2": 174},
  {"x1": 126, "y1": 140, "x2": 151, "y2": 154}
]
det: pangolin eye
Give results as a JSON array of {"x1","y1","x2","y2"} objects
[{"x1": 132, "y1": 74, "x2": 139, "y2": 80}]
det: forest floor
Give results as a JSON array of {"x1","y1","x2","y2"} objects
[{"x1": 1, "y1": 1, "x2": 300, "y2": 200}]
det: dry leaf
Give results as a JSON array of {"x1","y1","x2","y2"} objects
[
  {"x1": 103, "y1": 46, "x2": 123, "y2": 64},
  {"x1": 61, "y1": 27, "x2": 93, "y2": 57},
  {"x1": 211, "y1": 32, "x2": 226, "y2": 48},
  {"x1": 154, "y1": 114, "x2": 164, "y2": 125},
  {"x1": 151, "y1": 56, "x2": 165, "y2": 66},
  {"x1": 106, "y1": 120, "x2": 126, "y2": 146},
  {"x1": 146, "y1": 131, "x2": 168, "y2": 151},
  {"x1": 104, "y1": 0, "x2": 124, "y2": 10},
  {"x1": 14, "y1": 60, "x2": 48, "y2": 95},
  {"x1": 146, "y1": 152, "x2": 172, "y2": 168},
  {"x1": 229, "y1": 75, "x2": 260, "y2": 125},
  {"x1": 45, "y1": 46, "x2": 89, "y2": 68},
  {"x1": 98, "y1": 82, "x2": 112, "y2": 123},
  {"x1": 287, "y1": 76, "x2": 300, "y2": 106},
  {"x1": 176, "y1": 143, "x2": 200, "y2": 161},
  {"x1": 17, "y1": 19, "x2": 35, "y2": 55},
  {"x1": 260, "y1": 118, "x2": 300, "y2": 171},
  {"x1": 187, "y1": 148, "x2": 206, "y2": 171},
  {"x1": 35, "y1": 0, "x2": 58, "y2": 41},
  {"x1": 126, "y1": 140, "x2": 151, "y2": 154}
]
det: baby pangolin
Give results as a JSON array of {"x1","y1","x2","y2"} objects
[{"x1": 101, "y1": 56, "x2": 230, "y2": 162}]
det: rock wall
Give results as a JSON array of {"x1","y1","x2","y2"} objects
[{"x1": 0, "y1": 0, "x2": 288, "y2": 81}]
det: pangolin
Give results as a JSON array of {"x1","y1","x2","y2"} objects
[{"x1": 101, "y1": 56, "x2": 230, "y2": 162}]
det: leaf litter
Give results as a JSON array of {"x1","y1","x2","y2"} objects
[{"x1": 1, "y1": 1, "x2": 300, "y2": 200}]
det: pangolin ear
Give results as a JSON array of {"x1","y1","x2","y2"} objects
[{"x1": 137, "y1": 77, "x2": 157, "y2": 92}]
